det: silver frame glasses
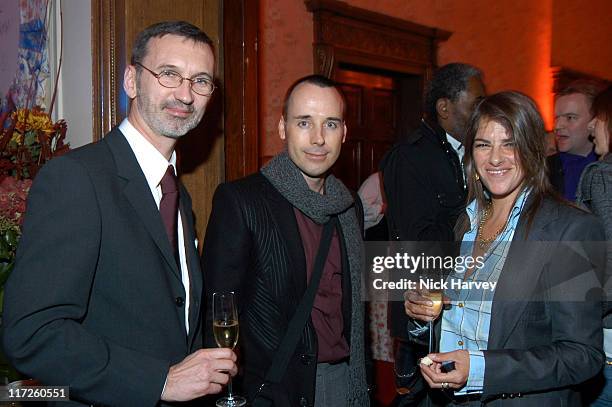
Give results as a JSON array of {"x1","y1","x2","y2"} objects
[{"x1": 134, "y1": 62, "x2": 215, "y2": 97}]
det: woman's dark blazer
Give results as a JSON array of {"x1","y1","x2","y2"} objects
[{"x1": 419, "y1": 195, "x2": 607, "y2": 406}]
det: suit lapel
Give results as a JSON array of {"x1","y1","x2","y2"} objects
[
  {"x1": 264, "y1": 180, "x2": 308, "y2": 298},
  {"x1": 489, "y1": 198, "x2": 557, "y2": 348},
  {"x1": 104, "y1": 130, "x2": 181, "y2": 281}
]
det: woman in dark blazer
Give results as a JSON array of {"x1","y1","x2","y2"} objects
[
  {"x1": 577, "y1": 85, "x2": 612, "y2": 406},
  {"x1": 406, "y1": 91, "x2": 606, "y2": 406}
]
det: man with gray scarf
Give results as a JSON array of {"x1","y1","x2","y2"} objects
[{"x1": 202, "y1": 75, "x2": 369, "y2": 407}]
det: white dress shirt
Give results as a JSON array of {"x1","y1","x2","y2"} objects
[
  {"x1": 119, "y1": 119, "x2": 191, "y2": 334},
  {"x1": 446, "y1": 132, "x2": 464, "y2": 163}
]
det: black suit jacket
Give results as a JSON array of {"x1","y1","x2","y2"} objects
[
  {"x1": 547, "y1": 154, "x2": 565, "y2": 196},
  {"x1": 380, "y1": 120, "x2": 466, "y2": 338},
  {"x1": 1, "y1": 129, "x2": 203, "y2": 406},
  {"x1": 201, "y1": 173, "x2": 354, "y2": 407},
  {"x1": 410, "y1": 197, "x2": 606, "y2": 406}
]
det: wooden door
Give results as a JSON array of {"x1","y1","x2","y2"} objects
[{"x1": 333, "y1": 65, "x2": 422, "y2": 191}]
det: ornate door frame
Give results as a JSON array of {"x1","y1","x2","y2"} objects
[{"x1": 305, "y1": 0, "x2": 451, "y2": 81}]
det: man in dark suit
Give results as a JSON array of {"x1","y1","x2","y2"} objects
[
  {"x1": 2, "y1": 21, "x2": 236, "y2": 406},
  {"x1": 379, "y1": 63, "x2": 485, "y2": 405},
  {"x1": 202, "y1": 75, "x2": 369, "y2": 407}
]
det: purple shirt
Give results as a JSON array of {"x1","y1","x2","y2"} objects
[
  {"x1": 294, "y1": 208, "x2": 350, "y2": 363},
  {"x1": 560, "y1": 151, "x2": 597, "y2": 201}
]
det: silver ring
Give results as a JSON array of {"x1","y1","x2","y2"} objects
[{"x1": 441, "y1": 382, "x2": 449, "y2": 389}]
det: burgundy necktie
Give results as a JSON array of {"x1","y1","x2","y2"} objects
[{"x1": 160, "y1": 165, "x2": 179, "y2": 263}]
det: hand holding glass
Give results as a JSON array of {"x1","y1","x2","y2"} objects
[
  {"x1": 213, "y1": 292, "x2": 246, "y2": 407},
  {"x1": 423, "y1": 288, "x2": 444, "y2": 353}
]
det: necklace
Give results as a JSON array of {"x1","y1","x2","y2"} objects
[{"x1": 476, "y1": 202, "x2": 507, "y2": 249}]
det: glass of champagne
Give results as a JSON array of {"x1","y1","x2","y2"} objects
[
  {"x1": 426, "y1": 288, "x2": 444, "y2": 353},
  {"x1": 213, "y1": 292, "x2": 246, "y2": 407}
]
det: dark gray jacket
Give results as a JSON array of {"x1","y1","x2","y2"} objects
[
  {"x1": 577, "y1": 154, "x2": 612, "y2": 327},
  {"x1": 409, "y1": 196, "x2": 606, "y2": 406},
  {"x1": 2, "y1": 129, "x2": 204, "y2": 406}
]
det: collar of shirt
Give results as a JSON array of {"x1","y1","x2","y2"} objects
[
  {"x1": 559, "y1": 150, "x2": 597, "y2": 164},
  {"x1": 445, "y1": 132, "x2": 463, "y2": 156},
  {"x1": 119, "y1": 119, "x2": 177, "y2": 196},
  {"x1": 464, "y1": 187, "x2": 531, "y2": 237}
]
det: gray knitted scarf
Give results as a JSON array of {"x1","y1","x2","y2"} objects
[{"x1": 261, "y1": 151, "x2": 369, "y2": 406}]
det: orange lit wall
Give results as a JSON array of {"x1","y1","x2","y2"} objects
[
  {"x1": 259, "y1": 0, "x2": 609, "y2": 158},
  {"x1": 348, "y1": 0, "x2": 554, "y2": 129},
  {"x1": 552, "y1": 0, "x2": 612, "y2": 80},
  {"x1": 259, "y1": 0, "x2": 314, "y2": 158}
]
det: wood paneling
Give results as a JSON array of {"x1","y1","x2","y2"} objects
[
  {"x1": 335, "y1": 68, "x2": 399, "y2": 190},
  {"x1": 223, "y1": 0, "x2": 260, "y2": 181},
  {"x1": 91, "y1": 0, "x2": 124, "y2": 141}
]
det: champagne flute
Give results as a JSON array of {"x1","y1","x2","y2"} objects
[
  {"x1": 213, "y1": 292, "x2": 246, "y2": 407},
  {"x1": 426, "y1": 288, "x2": 444, "y2": 353},
  {"x1": 396, "y1": 285, "x2": 443, "y2": 393}
]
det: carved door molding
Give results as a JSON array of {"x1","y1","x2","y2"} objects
[
  {"x1": 304, "y1": 0, "x2": 451, "y2": 191},
  {"x1": 91, "y1": 0, "x2": 125, "y2": 141},
  {"x1": 305, "y1": 0, "x2": 451, "y2": 79}
]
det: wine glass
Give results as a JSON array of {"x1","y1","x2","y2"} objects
[{"x1": 213, "y1": 292, "x2": 246, "y2": 407}]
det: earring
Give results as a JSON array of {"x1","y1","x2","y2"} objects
[{"x1": 475, "y1": 173, "x2": 480, "y2": 181}]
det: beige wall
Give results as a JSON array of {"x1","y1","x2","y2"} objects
[{"x1": 259, "y1": 0, "x2": 611, "y2": 159}]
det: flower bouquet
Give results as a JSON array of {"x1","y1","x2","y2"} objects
[
  {"x1": 0, "y1": 177, "x2": 31, "y2": 290},
  {"x1": 0, "y1": 103, "x2": 69, "y2": 307}
]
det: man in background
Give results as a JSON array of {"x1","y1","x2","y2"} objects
[
  {"x1": 380, "y1": 62, "x2": 485, "y2": 406},
  {"x1": 550, "y1": 79, "x2": 607, "y2": 201},
  {"x1": 2, "y1": 21, "x2": 236, "y2": 406},
  {"x1": 203, "y1": 75, "x2": 369, "y2": 406}
]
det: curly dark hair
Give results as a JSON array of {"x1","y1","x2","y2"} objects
[{"x1": 424, "y1": 63, "x2": 482, "y2": 121}]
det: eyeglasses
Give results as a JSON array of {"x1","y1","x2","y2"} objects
[{"x1": 134, "y1": 62, "x2": 215, "y2": 97}]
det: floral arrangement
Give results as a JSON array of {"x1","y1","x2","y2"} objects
[
  {"x1": 0, "y1": 103, "x2": 69, "y2": 291},
  {"x1": 0, "y1": 0, "x2": 69, "y2": 381},
  {"x1": 0, "y1": 177, "x2": 31, "y2": 287}
]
